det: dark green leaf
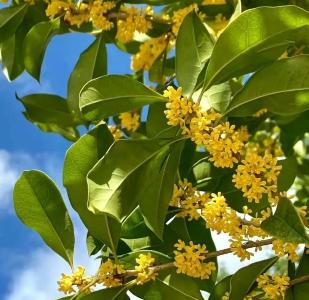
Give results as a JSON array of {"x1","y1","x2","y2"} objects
[
  {"x1": 0, "y1": 4, "x2": 28, "y2": 43},
  {"x1": 79, "y1": 286, "x2": 128, "y2": 300},
  {"x1": 86, "y1": 234, "x2": 103, "y2": 256},
  {"x1": 204, "y1": 6, "x2": 309, "y2": 89},
  {"x1": 68, "y1": 34, "x2": 107, "y2": 122},
  {"x1": 63, "y1": 124, "x2": 121, "y2": 254},
  {"x1": 209, "y1": 276, "x2": 231, "y2": 300},
  {"x1": 229, "y1": 257, "x2": 278, "y2": 300},
  {"x1": 228, "y1": 56, "x2": 309, "y2": 116},
  {"x1": 80, "y1": 75, "x2": 166, "y2": 120},
  {"x1": 176, "y1": 11, "x2": 214, "y2": 96},
  {"x1": 277, "y1": 157, "x2": 298, "y2": 192},
  {"x1": 261, "y1": 197, "x2": 309, "y2": 243},
  {"x1": 146, "y1": 103, "x2": 171, "y2": 138},
  {"x1": 13, "y1": 170, "x2": 74, "y2": 266},
  {"x1": 23, "y1": 19, "x2": 60, "y2": 80},
  {"x1": 293, "y1": 250, "x2": 309, "y2": 299}
]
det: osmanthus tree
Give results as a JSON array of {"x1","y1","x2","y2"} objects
[{"x1": 2, "y1": 0, "x2": 309, "y2": 298}]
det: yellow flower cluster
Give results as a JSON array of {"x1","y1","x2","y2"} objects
[
  {"x1": 116, "y1": 6, "x2": 153, "y2": 43},
  {"x1": 256, "y1": 273, "x2": 290, "y2": 300},
  {"x1": 164, "y1": 86, "x2": 249, "y2": 168},
  {"x1": 272, "y1": 239, "x2": 300, "y2": 262},
  {"x1": 97, "y1": 259, "x2": 126, "y2": 287},
  {"x1": 58, "y1": 266, "x2": 91, "y2": 295},
  {"x1": 46, "y1": 0, "x2": 116, "y2": 29},
  {"x1": 119, "y1": 112, "x2": 140, "y2": 132},
  {"x1": 174, "y1": 240, "x2": 216, "y2": 279},
  {"x1": 222, "y1": 292, "x2": 253, "y2": 300},
  {"x1": 233, "y1": 149, "x2": 282, "y2": 203},
  {"x1": 171, "y1": 4, "x2": 198, "y2": 35},
  {"x1": 108, "y1": 125, "x2": 123, "y2": 140},
  {"x1": 131, "y1": 36, "x2": 169, "y2": 72},
  {"x1": 135, "y1": 253, "x2": 157, "y2": 285},
  {"x1": 253, "y1": 108, "x2": 268, "y2": 118},
  {"x1": 203, "y1": 0, "x2": 226, "y2": 5},
  {"x1": 170, "y1": 179, "x2": 210, "y2": 220}
]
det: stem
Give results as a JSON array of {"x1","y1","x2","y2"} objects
[{"x1": 290, "y1": 275, "x2": 309, "y2": 286}]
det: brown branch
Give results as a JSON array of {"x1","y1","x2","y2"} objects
[{"x1": 290, "y1": 274, "x2": 309, "y2": 286}]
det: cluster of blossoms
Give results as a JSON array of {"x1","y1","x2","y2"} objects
[
  {"x1": 134, "y1": 253, "x2": 157, "y2": 285},
  {"x1": 58, "y1": 266, "x2": 91, "y2": 294},
  {"x1": 164, "y1": 86, "x2": 249, "y2": 168},
  {"x1": 174, "y1": 240, "x2": 216, "y2": 279},
  {"x1": 97, "y1": 259, "x2": 126, "y2": 287},
  {"x1": 256, "y1": 273, "x2": 290, "y2": 300}
]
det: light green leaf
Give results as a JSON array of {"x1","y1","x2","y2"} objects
[
  {"x1": 68, "y1": 34, "x2": 107, "y2": 122},
  {"x1": 229, "y1": 257, "x2": 278, "y2": 300},
  {"x1": 146, "y1": 103, "x2": 171, "y2": 138},
  {"x1": 13, "y1": 170, "x2": 74, "y2": 266},
  {"x1": 138, "y1": 141, "x2": 184, "y2": 238},
  {"x1": 277, "y1": 156, "x2": 298, "y2": 192},
  {"x1": 63, "y1": 124, "x2": 121, "y2": 254},
  {"x1": 204, "y1": 6, "x2": 309, "y2": 89},
  {"x1": 80, "y1": 75, "x2": 166, "y2": 120},
  {"x1": 79, "y1": 286, "x2": 128, "y2": 300},
  {"x1": 261, "y1": 197, "x2": 309, "y2": 244},
  {"x1": 228, "y1": 55, "x2": 309, "y2": 116},
  {"x1": 87, "y1": 132, "x2": 185, "y2": 224},
  {"x1": 176, "y1": 11, "x2": 214, "y2": 96},
  {"x1": 23, "y1": 19, "x2": 60, "y2": 80},
  {"x1": 0, "y1": 4, "x2": 28, "y2": 43}
]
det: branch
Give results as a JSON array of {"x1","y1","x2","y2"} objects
[{"x1": 290, "y1": 274, "x2": 309, "y2": 286}]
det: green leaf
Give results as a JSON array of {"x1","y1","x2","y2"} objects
[
  {"x1": 293, "y1": 250, "x2": 309, "y2": 299},
  {"x1": 13, "y1": 170, "x2": 74, "y2": 266},
  {"x1": 138, "y1": 141, "x2": 184, "y2": 238},
  {"x1": 63, "y1": 124, "x2": 121, "y2": 254},
  {"x1": 229, "y1": 257, "x2": 278, "y2": 300},
  {"x1": 204, "y1": 6, "x2": 309, "y2": 89},
  {"x1": 79, "y1": 286, "x2": 128, "y2": 300},
  {"x1": 0, "y1": 4, "x2": 28, "y2": 43},
  {"x1": 86, "y1": 234, "x2": 103, "y2": 256},
  {"x1": 209, "y1": 276, "x2": 231, "y2": 300},
  {"x1": 80, "y1": 75, "x2": 166, "y2": 120},
  {"x1": 146, "y1": 103, "x2": 171, "y2": 138},
  {"x1": 133, "y1": 270, "x2": 204, "y2": 300},
  {"x1": 68, "y1": 34, "x2": 107, "y2": 123},
  {"x1": 86, "y1": 132, "x2": 185, "y2": 224},
  {"x1": 176, "y1": 11, "x2": 214, "y2": 96},
  {"x1": 261, "y1": 197, "x2": 309, "y2": 243},
  {"x1": 228, "y1": 55, "x2": 309, "y2": 116},
  {"x1": 1, "y1": 24, "x2": 27, "y2": 81},
  {"x1": 23, "y1": 19, "x2": 60, "y2": 80},
  {"x1": 277, "y1": 156, "x2": 298, "y2": 192}
]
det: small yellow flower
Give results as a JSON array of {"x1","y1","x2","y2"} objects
[
  {"x1": 272, "y1": 239, "x2": 300, "y2": 262},
  {"x1": 172, "y1": 4, "x2": 198, "y2": 35},
  {"x1": 174, "y1": 240, "x2": 216, "y2": 279},
  {"x1": 108, "y1": 125, "x2": 123, "y2": 140},
  {"x1": 119, "y1": 112, "x2": 140, "y2": 132},
  {"x1": 203, "y1": 0, "x2": 226, "y2": 5},
  {"x1": 98, "y1": 259, "x2": 126, "y2": 288},
  {"x1": 257, "y1": 273, "x2": 290, "y2": 300},
  {"x1": 135, "y1": 253, "x2": 157, "y2": 285},
  {"x1": 90, "y1": 0, "x2": 116, "y2": 31}
]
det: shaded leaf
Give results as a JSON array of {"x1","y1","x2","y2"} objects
[
  {"x1": 293, "y1": 250, "x2": 309, "y2": 299},
  {"x1": 68, "y1": 34, "x2": 107, "y2": 122},
  {"x1": 23, "y1": 19, "x2": 60, "y2": 80},
  {"x1": 261, "y1": 197, "x2": 309, "y2": 243},
  {"x1": 63, "y1": 124, "x2": 121, "y2": 254},
  {"x1": 14, "y1": 170, "x2": 74, "y2": 266},
  {"x1": 209, "y1": 276, "x2": 231, "y2": 300}
]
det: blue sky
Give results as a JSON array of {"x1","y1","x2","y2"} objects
[{"x1": 0, "y1": 30, "x2": 272, "y2": 300}]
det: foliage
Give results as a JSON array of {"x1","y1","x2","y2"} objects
[{"x1": 2, "y1": 0, "x2": 309, "y2": 299}]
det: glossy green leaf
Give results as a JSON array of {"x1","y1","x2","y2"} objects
[
  {"x1": 86, "y1": 131, "x2": 185, "y2": 223},
  {"x1": 13, "y1": 170, "x2": 74, "y2": 266},
  {"x1": 138, "y1": 141, "x2": 184, "y2": 238},
  {"x1": 63, "y1": 124, "x2": 121, "y2": 254},
  {"x1": 229, "y1": 257, "x2": 278, "y2": 300},
  {"x1": 146, "y1": 103, "x2": 171, "y2": 138},
  {"x1": 86, "y1": 234, "x2": 103, "y2": 256},
  {"x1": 0, "y1": 4, "x2": 28, "y2": 43},
  {"x1": 209, "y1": 276, "x2": 231, "y2": 300},
  {"x1": 204, "y1": 6, "x2": 309, "y2": 89},
  {"x1": 23, "y1": 19, "x2": 60, "y2": 80},
  {"x1": 228, "y1": 55, "x2": 309, "y2": 116},
  {"x1": 176, "y1": 11, "x2": 214, "y2": 96},
  {"x1": 261, "y1": 197, "x2": 309, "y2": 243},
  {"x1": 68, "y1": 34, "x2": 107, "y2": 122},
  {"x1": 79, "y1": 286, "x2": 128, "y2": 300},
  {"x1": 80, "y1": 75, "x2": 166, "y2": 120}
]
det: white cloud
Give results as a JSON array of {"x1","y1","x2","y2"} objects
[{"x1": 0, "y1": 149, "x2": 62, "y2": 214}]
